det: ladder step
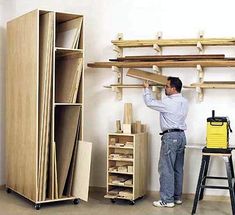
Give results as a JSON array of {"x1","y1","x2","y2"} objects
[
  {"x1": 205, "y1": 176, "x2": 228, "y2": 180},
  {"x1": 201, "y1": 185, "x2": 229, "y2": 189}
]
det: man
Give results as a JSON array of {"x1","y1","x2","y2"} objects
[{"x1": 143, "y1": 77, "x2": 188, "y2": 208}]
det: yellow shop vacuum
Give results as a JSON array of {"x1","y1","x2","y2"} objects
[{"x1": 206, "y1": 110, "x2": 232, "y2": 149}]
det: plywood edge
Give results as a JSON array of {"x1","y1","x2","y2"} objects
[{"x1": 7, "y1": 9, "x2": 39, "y2": 25}]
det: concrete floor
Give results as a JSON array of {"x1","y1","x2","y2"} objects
[{"x1": 0, "y1": 189, "x2": 232, "y2": 215}]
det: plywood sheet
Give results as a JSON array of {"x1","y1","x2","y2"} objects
[
  {"x1": 71, "y1": 59, "x2": 83, "y2": 102},
  {"x1": 72, "y1": 141, "x2": 92, "y2": 201},
  {"x1": 127, "y1": 68, "x2": 168, "y2": 85},
  {"x1": 64, "y1": 115, "x2": 81, "y2": 196},
  {"x1": 56, "y1": 57, "x2": 83, "y2": 103},
  {"x1": 48, "y1": 141, "x2": 55, "y2": 199},
  {"x1": 56, "y1": 17, "x2": 83, "y2": 49},
  {"x1": 38, "y1": 11, "x2": 54, "y2": 201},
  {"x1": 54, "y1": 143, "x2": 59, "y2": 199},
  {"x1": 55, "y1": 106, "x2": 81, "y2": 197}
]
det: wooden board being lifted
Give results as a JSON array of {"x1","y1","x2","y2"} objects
[
  {"x1": 126, "y1": 68, "x2": 168, "y2": 85},
  {"x1": 110, "y1": 54, "x2": 225, "y2": 62}
]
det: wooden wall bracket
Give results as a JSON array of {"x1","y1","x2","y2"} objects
[
  {"x1": 197, "y1": 31, "x2": 204, "y2": 54},
  {"x1": 197, "y1": 64, "x2": 204, "y2": 82},
  {"x1": 152, "y1": 65, "x2": 163, "y2": 100},
  {"x1": 113, "y1": 33, "x2": 123, "y2": 57},
  {"x1": 196, "y1": 64, "x2": 204, "y2": 102},
  {"x1": 112, "y1": 66, "x2": 123, "y2": 100},
  {"x1": 196, "y1": 86, "x2": 204, "y2": 102},
  {"x1": 153, "y1": 31, "x2": 162, "y2": 54}
]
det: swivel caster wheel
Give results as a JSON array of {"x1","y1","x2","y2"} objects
[
  {"x1": 35, "y1": 204, "x2": 41, "y2": 210},
  {"x1": 73, "y1": 198, "x2": 79, "y2": 205},
  {"x1": 129, "y1": 200, "x2": 135, "y2": 205},
  {"x1": 111, "y1": 199, "x2": 116, "y2": 204},
  {"x1": 6, "y1": 188, "x2": 11, "y2": 193}
]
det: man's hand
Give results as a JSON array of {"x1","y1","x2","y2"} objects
[{"x1": 143, "y1": 80, "x2": 149, "y2": 88}]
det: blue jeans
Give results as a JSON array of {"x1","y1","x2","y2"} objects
[{"x1": 158, "y1": 131, "x2": 186, "y2": 203}]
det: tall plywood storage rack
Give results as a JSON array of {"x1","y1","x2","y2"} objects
[{"x1": 6, "y1": 9, "x2": 92, "y2": 209}]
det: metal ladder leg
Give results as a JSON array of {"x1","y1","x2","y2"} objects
[
  {"x1": 225, "y1": 155, "x2": 235, "y2": 215},
  {"x1": 192, "y1": 155, "x2": 208, "y2": 214},
  {"x1": 199, "y1": 155, "x2": 210, "y2": 200}
]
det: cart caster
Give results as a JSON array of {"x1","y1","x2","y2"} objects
[
  {"x1": 73, "y1": 198, "x2": 79, "y2": 205},
  {"x1": 6, "y1": 188, "x2": 11, "y2": 193},
  {"x1": 111, "y1": 199, "x2": 116, "y2": 204},
  {"x1": 35, "y1": 203, "x2": 41, "y2": 210},
  {"x1": 129, "y1": 200, "x2": 135, "y2": 205}
]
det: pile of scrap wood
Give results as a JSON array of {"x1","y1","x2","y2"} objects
[{"x1": 116, "y1": 103, "x2": 147, "y2": 134}]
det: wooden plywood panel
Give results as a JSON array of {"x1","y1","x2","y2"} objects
[
  {"x1": 55, "y1": 57, "x2": 83, "y2": 103},
  {"x1": 127, "y1": 68, "x2": 168, "y2": 85},
  {"x1": 38, "y1": 11, "x2": 54, "y2": 201},
  {"x1": 72, "y1": 141, "x2": 92, "y2": 202},
  {"x1": 6, "y1": 9, "x2": 39, "y2": 202},
  {"x1": 133, "y1": 133, "x2": 148, "y2": 199},
  {"x1": 48, "y1": 142, "x2": 55, "y2": 199},
  {"x1": 55, "y1": 106, "x2": 81, "y2": 197},
  {"x1": 64, "y1": 114, "x2": 81, "y2": 196},
  {"x1": 56, "y1": 17, "x2": 83, "y2": 49}
]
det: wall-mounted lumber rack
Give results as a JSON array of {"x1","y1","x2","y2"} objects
[
  {"x1": 111, "y1": 38, "x2": 235, "y2": 48},
  {"x1": 88, "y1": 35, "x2": 235, "y2": 101}
]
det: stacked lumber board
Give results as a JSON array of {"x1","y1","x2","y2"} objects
[
  {"x1": 111, "y1": 38, "x2": 235, "y2": 47},
  {"x1": 109, "y1": 54, "x2": 226, "y2": 61},
  {"x1": 87, "y1": 56, "x2": 235, "y2": 68},
  {"x1": 38, "y1": 11, "x2": 54, "y2": 202}
]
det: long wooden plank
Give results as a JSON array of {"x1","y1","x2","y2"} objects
[
  {"x1": 127, "y1": 68, "x2": 168, "y2": 85},
  {"x1": 87, "y1": 60, "x2": 235, "y2": 68},
  {"x1": 104, "y1": 84, "x2": 161, "y2": 89},
  {"x1": 111, "y1": 38, "x2": 235, "y2": 48},
  {"x1": 55, "y1": 106, "x2": 81, "y2": 197},
  {"x1": 191, "y1": 82, "x2": 235, "y2": 89},
  {"x1": 72, "y1": 141, "x2": 92, "y2": 202},
  {"x1": 109, "y1": 54, "x2": 225, "y2": 62}
]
